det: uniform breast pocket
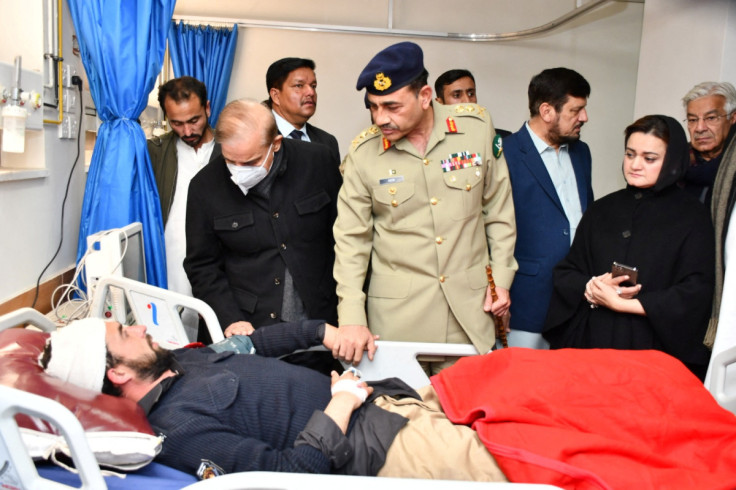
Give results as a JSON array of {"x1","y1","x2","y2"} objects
[
  {"x1": 372, "y1": 182, "x2": 417, "y2": 229},
  {"x1": 213, "y1": 212, "x2": 260, "y2": 253},
  {"x1": 442, "y1": 166, "x2": 484, "y2": 220}
]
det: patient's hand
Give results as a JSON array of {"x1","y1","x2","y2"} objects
[
  {"x1": 323, "y1": 370, "x2": 373, "y2": 433},
  {"x1": 224, "y1": 321, "x2": 255, "y2": 338},
  {"x1": 330, "y1": 369, "x2": 372, "y2": 396}
]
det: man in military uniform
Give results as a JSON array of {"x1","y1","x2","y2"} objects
[{"x1": 332, "y1": 42, "x2": 517, "y2": 373}]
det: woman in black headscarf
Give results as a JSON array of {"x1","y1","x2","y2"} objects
[{"x1": 543, "y1": 115, "x2": 714, "y2": 379}]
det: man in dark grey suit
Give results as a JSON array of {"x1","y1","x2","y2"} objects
[
  {"x1": 184, "y1": 100, "x2": 341, "y2": 374},
  {"x1": 265, "y1": 57, "x2": 340, "y2": 160}
]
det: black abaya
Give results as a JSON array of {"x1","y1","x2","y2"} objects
[{"x1": 544, "y1": 183, "x2": 714, "y2": 376}]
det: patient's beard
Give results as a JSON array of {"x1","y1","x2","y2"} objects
[{"x1": 125, "y1": 347, "x2": 177, "y2": 382}]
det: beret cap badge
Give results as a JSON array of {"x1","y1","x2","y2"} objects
[
  {"x1": 357, "y1": 42, "x2": 424, "y2": 95},
  {"x1": 374, "y1": 73, "x2": 392, "y2": 91}
]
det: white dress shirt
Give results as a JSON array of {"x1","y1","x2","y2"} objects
[{"x1": 526, "y1": 122, "x2": 583, "y2": 244}]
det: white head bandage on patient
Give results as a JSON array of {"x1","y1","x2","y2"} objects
[{"x1": 44, "y1": 317, "x2": 107, "y2": 393}]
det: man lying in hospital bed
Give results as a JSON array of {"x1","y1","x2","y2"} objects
[
  {"x1": 7, "y1": 310, "x2": 736, "y2": 489},
  {"x1": 40, "y1": 317, "x2": 507, "y2": 482}
]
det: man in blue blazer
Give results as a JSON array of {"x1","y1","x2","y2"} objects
[{"x1": 504, "y1": 68, "x2": 594, "y2": 348}]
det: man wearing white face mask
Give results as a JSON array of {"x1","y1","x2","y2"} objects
[
  {"x1": 184, "y1": 99, "x2": 342, "y2": 373},
  {"x1": 227, "y1": 142, "x2": 273, "y2": 195}
]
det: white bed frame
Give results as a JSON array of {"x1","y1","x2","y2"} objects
[
  {"x1": 181, "y1": 471, "x2": 564, "y2": 489},
  {"x1": 0, "y1": 385, "x2": 107, "y2": 490},
  {"x1": 89, "y1": 276, "x2": 225, "y2": 348},
  {"x1": 709, "y1": 345, "x2": 736, "y2": 414}
]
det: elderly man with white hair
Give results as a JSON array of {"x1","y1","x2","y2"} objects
[{"x1": 680, "y1": 81, "x2": 736, "y2": 206}]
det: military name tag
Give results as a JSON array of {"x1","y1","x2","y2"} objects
[
  {"x1": 440, "y1": 151, "x2": 482, "y2": 173},
  {"x1": 379, "y1": 176, "x2": 404, "y2": 185}
]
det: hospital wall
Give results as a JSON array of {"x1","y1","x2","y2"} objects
[
  {"x1": 176, "y1": 0, "x2": 644, "y2": 199},
  {"x1": 0, "y1": 0, "x2": 732, "y2": 310},
  {"x1": 0, "y1": 0, "x2": 86, "y2": 310},
  {"x1": 633, "y1": 0, "x2": 736, "y2": 118}
]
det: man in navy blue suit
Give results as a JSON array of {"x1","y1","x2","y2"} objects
[{"x1": 503, "y1": 67, "x2": 593, "y2": 349}]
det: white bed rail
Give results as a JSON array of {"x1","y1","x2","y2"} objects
[
  {"x1": 709, "y1": 344, "x2": 736, "y2": 414},
  {"x1": 348, "y1": 341, "x2": 479, "y2": 389},
  {"x1": 0, "y1": 307, "x2": 56, "y2": 333},
  {"x1": 89, "y1": 276, "x2": 224, "y2": 348},
  {"x1": 0, "y1": 385, "x2": 106, "y2": 490},
  {"x1": 181, "y1": 471, "x2": 564, "y2": 489}
]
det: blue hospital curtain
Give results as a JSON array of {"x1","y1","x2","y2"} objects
[
  {"x1": 168, "y1": 22, "x2": 239, "y2": 126},
  {"x1": 68, "y1": 0, "x2": 176, "y2": 289}
]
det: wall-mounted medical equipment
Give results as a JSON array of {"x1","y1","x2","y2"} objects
[{"x1": 0, "y1": 56, "x2": 42, "y2": 154}]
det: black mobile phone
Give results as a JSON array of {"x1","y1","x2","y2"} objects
[{"x1": 611, "y1": 262, "x2": 638, "y2": 286}]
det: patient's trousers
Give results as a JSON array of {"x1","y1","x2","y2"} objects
[{"x1": 374, "y1": 386, "x2": 507, "y2": 481}]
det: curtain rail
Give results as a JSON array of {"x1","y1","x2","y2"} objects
[{"x1": 172, "y1": 0, "x2": 626, "y2": 43}]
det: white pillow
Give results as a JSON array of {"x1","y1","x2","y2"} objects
[{"x1": 22, "y1": 428, "x2": 162, "y2": 471}]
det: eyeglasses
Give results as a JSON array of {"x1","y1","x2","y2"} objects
[{"x1": 684, "y1": 114, "x2": 731, "y2": 127}]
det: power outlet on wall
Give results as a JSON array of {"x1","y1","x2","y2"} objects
[
  {"x1": 63, "y1": 89, "x2": 77, "y2": 112},
  {"x1": 62, "y1": 64, "x2": 77, "y2": 89},
  {"x1": 58, "y1": 115, "x2": 78, "y2": 139}
]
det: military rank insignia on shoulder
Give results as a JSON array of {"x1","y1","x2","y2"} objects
[
  {"x1": 350, "y1": 125, "x2": 382, "y2": 151},
  {"x1": 452, "y1": 103, "x2": 489, "y2": 121},
  {"x1": 493, "y1": 133, "x2": 503, "y2": 158}
]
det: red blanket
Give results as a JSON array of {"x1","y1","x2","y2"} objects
[{"x1": 432, "y1": 348, "x2": 736, "y2": 490}]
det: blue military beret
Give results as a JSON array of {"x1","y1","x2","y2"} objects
[{"x1": 356, "y1": 42, "x2": 425, "y2": 96}]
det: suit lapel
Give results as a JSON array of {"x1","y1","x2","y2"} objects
[
  {"x1": 517, "y1": 126, "x2": 566, "y2": 215},
  {"x1": 305, "y1": 123, "x2": 320, "y2": 144}
]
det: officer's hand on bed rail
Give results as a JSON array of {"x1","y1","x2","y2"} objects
[{"x1": 326, "y1": 324, "x2": 378, "y2": 365}]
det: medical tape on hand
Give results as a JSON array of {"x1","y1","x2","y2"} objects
[{"x1": 331, "y1": 379, "x2": 368, "y2": 403}]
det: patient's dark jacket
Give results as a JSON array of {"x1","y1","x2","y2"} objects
[{"x1": 142, "y1": 320, "x2": 414, "y2": 476}]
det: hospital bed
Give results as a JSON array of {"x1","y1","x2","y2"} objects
[
  {"x1": 2, "y1": 277, "x2": 736, "y2": 489},
  {"x1": 0, "y1": 279, "x2": 559, "y2": 489}
]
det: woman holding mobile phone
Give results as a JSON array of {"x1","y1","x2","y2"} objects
[{"x1": 543, "y1": 115, "x2": 714, "y2": 379}]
